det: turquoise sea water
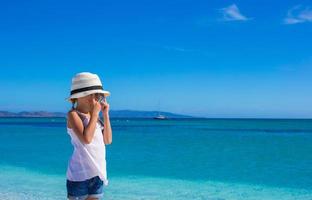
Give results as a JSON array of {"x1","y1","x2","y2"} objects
[{"x1": 0, "y1": 117, "x2": 312, "y2": 199}]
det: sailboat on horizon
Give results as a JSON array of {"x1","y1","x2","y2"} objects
[
  {"x1": 153, "y1": 113, "x2": 168, "y2": 120},
  {"x1": 153, "y1": 100, "x2": 168, "y2": 120}
]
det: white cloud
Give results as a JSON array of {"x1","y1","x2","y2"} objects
[
  {"x1": 284, "y1": 5, "x2": 312, "y2": 24},
  {"x1": 220, "y1": 4, "x2": 250, "y2": 21}
]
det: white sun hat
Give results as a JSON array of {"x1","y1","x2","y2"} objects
[{"x1": 67, "y1": 72, "x2": 110, "y2": 101}]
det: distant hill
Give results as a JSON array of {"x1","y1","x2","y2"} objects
[
  {"x1": 0, "y1": 110, "x2": 194, "y2": 118},
  {"x1": 109, "y1": 110, "x2": 193, "y2": 118},
  {"x1": 0, "y1": 111, "x2": 65, "y2": 117}
]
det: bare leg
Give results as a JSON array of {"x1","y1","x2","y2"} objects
[{"x1": 86, "y1": 197, "x2": 99, "y2": 200}]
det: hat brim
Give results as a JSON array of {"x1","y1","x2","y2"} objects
[{"x1": 66, "y1": 90, "x2": 110, "y2": 102}]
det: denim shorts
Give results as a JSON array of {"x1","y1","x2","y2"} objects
[{"x1": 66, "y1": 176, "x2": 104, "y2": 200}]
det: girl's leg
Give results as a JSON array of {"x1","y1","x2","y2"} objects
[{"x1": 86, "y1": 197, "x2": 99, "y2": 200}]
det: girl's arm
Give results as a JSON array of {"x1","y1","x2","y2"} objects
[
  {"x1": 68, "y1": 102, "x2": 101, "y2": 144},
  {"x1": 101, "y1": 101, "x2": 112, "y2": 145},
  {"x1": 102, "y1": 112, "x2": 112, "y2": 145}
]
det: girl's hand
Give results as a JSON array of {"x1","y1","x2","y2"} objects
[
  {"x1": 101, "y1": 100, "x2": 110, "y2": 115},
  {"x1": 91, "y1": 99, "x2": 102, "y2": 116}
]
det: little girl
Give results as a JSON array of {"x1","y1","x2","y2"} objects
[{"x1": 66, "y1": 72, "x2": 112, "y2": 200}]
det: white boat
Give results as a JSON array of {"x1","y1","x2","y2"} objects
[
  {"x1": 154, "y1": 114, "x2": 167, "y2": 120},
  {"x1": 154, "y1": 101, "x2": 168, "y2": 119}
]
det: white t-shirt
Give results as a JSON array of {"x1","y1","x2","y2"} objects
[{"x1": 66, "y1": 110, "x2": 108, "y2": 185}]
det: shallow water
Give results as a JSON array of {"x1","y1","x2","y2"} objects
[{"x1": 0, "y1": 118, "x2": 312, "y2": 199}]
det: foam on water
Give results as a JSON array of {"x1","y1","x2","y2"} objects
[{"x1": 0, "y1": 165, "x2": 311, "y2": 200}]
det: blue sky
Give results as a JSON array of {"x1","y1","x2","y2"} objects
[{"x1": 0, "y1": 0, "x2": 311, "y2": 118}]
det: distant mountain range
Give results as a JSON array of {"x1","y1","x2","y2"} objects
[{"x1": 0, "y1": 110, "x2": 194, "y2": 118}]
